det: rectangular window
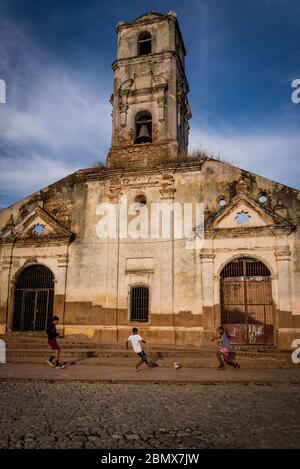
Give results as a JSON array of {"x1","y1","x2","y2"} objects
[{"x1": 130, "y1": 286, "x2": 149, "y2": 322}]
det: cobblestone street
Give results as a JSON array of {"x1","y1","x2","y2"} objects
[{"x1": 0, "y1": 382, "x2": 299, "y2": 449}]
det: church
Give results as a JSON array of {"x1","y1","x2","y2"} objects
[{"x1": 0, "y1": 11, "x2": 299, "y2": 349}]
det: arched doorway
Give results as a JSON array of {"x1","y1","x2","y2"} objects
[
  {"x1": 13, "y1": 265, "x2": 54, "y2": 331},
  {"x1": 220, "y1": 257, "x2": 274, "y2": 345}
]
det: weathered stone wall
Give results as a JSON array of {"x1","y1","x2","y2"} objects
[
  {"x1": 0, "y1": 157, "x2": 299, "y2": 348},
  {"x1": 56, "y1": 158, "x2": 300, "y2": 348},
  {"x1": 108, "y1": 142, "x2": 179, "y2": 169}
]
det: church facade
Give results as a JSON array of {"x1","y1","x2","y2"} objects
[{"x1": 0, "y1": 11, "x2": 299, "y2": 349}]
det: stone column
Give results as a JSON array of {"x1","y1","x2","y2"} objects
[
  {"x1": 104, "y1": 184, "x2": 122, "y2": 342},
  {"x1": 0, "y1": 243, "x2": 14, "y2": 333},
  {"x1": 159, "y1": 181, "x2": 176, "y2": 344},
  {"x1": 57, "y1": 251, "x2": 69, "y2": 336},
  {"x1": 200, "y1": 249, "x2": 215, "y2": 344},
  {"x1": 275, "y1": 248, "x2": 292, "y2": 327},
  {"x1": 213, "y1": 274, "x2": 222, "y2": 329}
]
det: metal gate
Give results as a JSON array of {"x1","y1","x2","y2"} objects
[
  {"x1": 220, "y1": 257, "x2": 274, "y2": 345},
  {"x1": 13, "y1": 265, "x2": 54, "y2": 331}
]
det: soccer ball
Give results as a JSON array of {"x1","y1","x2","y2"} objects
[{"x1": 174, "y1": 362, "x2": 181, "y2": 369}]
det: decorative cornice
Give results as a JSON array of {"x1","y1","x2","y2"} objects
[
  {"x1": 205, "y1": 224, "x2": 293, "y2": 239},
  {"x1": 85, "y1": 157, "x2": 206, "y2": 182},
  {"x1": 275, "y1": 248, "x2": 291, "y2": 260},
  {"x1": 199, "y1": 250, "x2": 215, "y2": 261},
  {"x1": 159, "y1": 187, "x2": 176, "y2": 200}
]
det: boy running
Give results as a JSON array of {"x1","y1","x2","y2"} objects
[
  {"x1": 46, "y1": 316, "x2": 65, "y2": 369},
  {"x1": 126, "y1": 328, "x2": 151, "y2": 371},
  {"x1": 211, "y1": 326, "x2": 240, "y2": 370}
]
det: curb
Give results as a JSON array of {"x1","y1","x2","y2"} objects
[{"x1": 0, "y1": 377, "x2": 299, "y2": 385}]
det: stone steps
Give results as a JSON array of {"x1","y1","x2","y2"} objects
[
  {"x1": 5, "y1": 355, "x2": 298, "y2": 369},
  {"x1": 6, "y1": 345, "x2": 291, "y2": 366},
  {"x1": 5, "y1": 347, "x2": 292, "y2": 361},
  {"x1": 4, "y1": 342, "x2": 99, "y2": 350},
  {"x1": 1, "y1": 334, "x2": 284, "y2": 350},
  {"x1": 1, "y1": 335, "x2": 292, "y2": 361},
  {"x1": 6, "y1": 348, "x2": 215, "y2": 358}
]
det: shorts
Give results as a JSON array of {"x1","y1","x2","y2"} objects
[
  {"x1": 137, "y1": 351, "x2": 147, "y2": 361},
  {"x1": 219, "y1": 347, "x2": 230, "y2": 356},
  {"x1": 48, "y1": 339, "x2": 60, "y2": 350}
]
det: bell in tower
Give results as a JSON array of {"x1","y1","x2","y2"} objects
[
  {"x1": 107, "y1": 11, "x2": 191, "y2": 169},
  {"x1": 135, "y1": 112, "x2": 152, "y2": 144}
]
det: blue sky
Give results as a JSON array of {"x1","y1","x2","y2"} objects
[{"x1": 0, "y1": 0, "x2": 299, "y2": 209}]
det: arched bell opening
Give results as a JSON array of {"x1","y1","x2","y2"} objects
[{"x1": 134, "y1": 111, "x2": 152, "y2": 144}]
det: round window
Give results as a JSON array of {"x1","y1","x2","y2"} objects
[
  {"x1": 258, "y1": 193, "x2": 268, "y2": 204},
  {"x1": 218, "y1": 197, "x2": 227, "y2": 207}
]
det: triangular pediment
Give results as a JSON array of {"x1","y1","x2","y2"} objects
[
  {"x1": 206, "y1": 193, "x2": 292, "y2": 232},
  {"x1": 1, "y1": 206, "x2": 73, "y2": 242}
]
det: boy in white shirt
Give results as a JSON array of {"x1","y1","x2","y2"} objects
[{"x1": 126, "y1": 327, "x2": 151, "y2": 371}]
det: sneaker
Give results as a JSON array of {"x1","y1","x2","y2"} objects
[
  {"x1": 56, "y1": 363, "x2": 65, "y2": 369},
  {"x1": 218, "y1": 363, "x2": 225, "y2": 370},
  {"x1": 234, "y1": 363, "x2": 240, "y2": 369},
  {"x1": 46, "y1": 360, "x2": 55, "y2": 367}
]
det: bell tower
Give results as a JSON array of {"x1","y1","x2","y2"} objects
[{"x1": 107, "y1": 11, "x2": 191, "y2": 169}]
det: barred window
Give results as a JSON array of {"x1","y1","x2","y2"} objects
[{"x1": 130, "y1": 286, "x2": 149, "y2": 322}]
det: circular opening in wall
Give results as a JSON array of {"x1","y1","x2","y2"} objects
[
  {"x1": 258, "y1": 193, "x2": 268, "y2": 204},
  {"x1": 134, "y1": 195, "x2": 147, "y2": 205},
  {"x1": 32, "y1": 223, "x2": 45, "y2": 236},
  {"x1": 218, "y1": 197, "x2": 227, "y2": 207},
  {"x1": 235, "y1": 211, "x2": 251, "y2": 225},
  {"x1": 52, "y1": 209, "x2": 59, "y2": 217}
]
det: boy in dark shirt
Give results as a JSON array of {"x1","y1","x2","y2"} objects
[{"x1": 46, "y1": 316, "x2": 65, "y2": 369}]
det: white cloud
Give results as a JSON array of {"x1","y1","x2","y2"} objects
[
  {"x1": 190, "y1": 123, "x2": 300, "y2": 189},
  {"x1": 0, "y1": 154, "x2": 79, "y2": 192},
  {"x1": 1, "y1": 72, "x2": 111, "y2": 155},
  {"x1": 0, "y1": 13, "x2": 112, "y2": 208}
]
